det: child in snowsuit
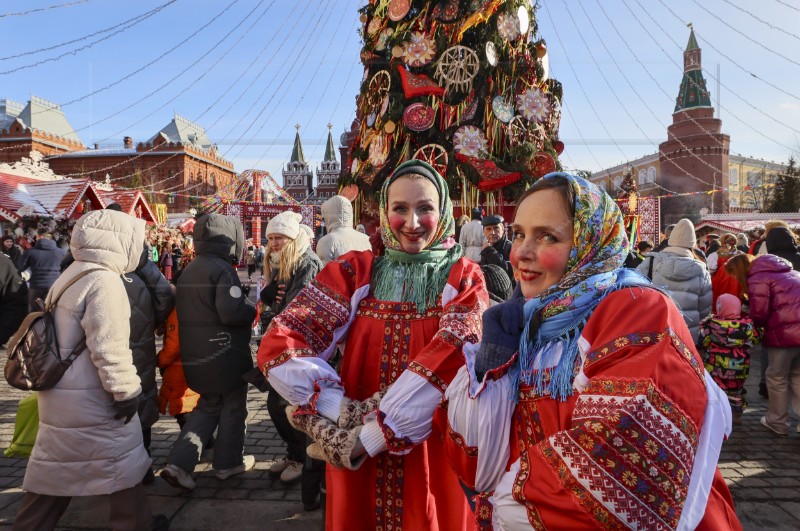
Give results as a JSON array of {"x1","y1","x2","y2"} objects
[{"x1": 699, "y1": 293, "x2": 760, "y2": 424}]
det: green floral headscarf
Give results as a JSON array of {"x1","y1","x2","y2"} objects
[{"x1": 372, "y1": 160, "x2": 461, "y2": 312}]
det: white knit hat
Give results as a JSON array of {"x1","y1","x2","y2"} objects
[
  {"x1": 667, "y1": 218, "x2": 696, "y2": 249},
  {"x1": 265, "y1": 211, "x2": 302, "y2": 240}
]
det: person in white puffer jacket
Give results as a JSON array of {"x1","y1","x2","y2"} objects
[
  {"x1": 14, "y1": 209, "x2": 162, "y2": 531},
  {"x1": 316, "y1": 195, "x2": 371, "y2": 266},
  {"x1": 638, "y1": 217, "x2": 712, "y2": 343}
]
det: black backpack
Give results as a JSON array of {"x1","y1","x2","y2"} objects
[{"x1": 5, "y1": 268, "x2": 103, "y2": 391}]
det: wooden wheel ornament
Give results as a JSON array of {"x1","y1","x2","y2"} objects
[
  {"x1": 434, "y1": 45, "x2": 480, "y2": 94},
  {"x1": 414, "y1": 144, "x2": 449, "y2": 176},
  {"x1": 367, "y1": 71, "x2": 391, "y2": 108}
]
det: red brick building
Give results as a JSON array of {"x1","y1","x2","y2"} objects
[
  {"x1": 1, "y1": 99, "x2": 236, "y2": 214},
  {"x1": 0, "y1": 97, "x2": 84, "y2": 164},
  {"x1": 47, "y1": 114, "x2": 235, "y2": 213}
]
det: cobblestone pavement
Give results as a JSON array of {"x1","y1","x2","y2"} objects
[{"x1": 1, "y1": 323, "x2": 799, "y2": 528}]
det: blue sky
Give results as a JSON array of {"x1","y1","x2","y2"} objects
[{"x1": 2, "y1": 0, "x2": 799, "y2": 185}]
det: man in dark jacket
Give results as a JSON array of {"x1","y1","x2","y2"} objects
[
  {"x1": 125, "y1": 244, "x2": 175, "y2": 483},
  {"x1": 161, "y1": 214, "x2": 256, "y2": 490},
  {"x1": 0, "y1": 252, "x2": 28, "y2": 347},
  {"x1": 20, "y1": 231, "x2": 66, "y2": 311},
  {"x1": 479, "y1": 214, "x2": 514, "y2": 287},
  {"x1": 765, "y1": 227, "x2": 800, "y2": 270}
]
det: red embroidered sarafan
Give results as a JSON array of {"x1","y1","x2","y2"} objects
[{"x1": 258, "y1": 252, "x2": 486, "y2": 531}]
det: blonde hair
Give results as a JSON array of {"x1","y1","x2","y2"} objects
[
  {"x1": 274, "y1": 237, "x2": 304, "y2": 282},
  {"x1": 724, "y1": 253, "x2": 754, "y2": 297}
]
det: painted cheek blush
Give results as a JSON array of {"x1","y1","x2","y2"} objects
[
  {"x1": 388, "y1": 214, "x2": 406, "y2": 232},
  {"x1": 509, "y1": 246, "x2": 521, "y2": 269},
  {"x1": 419, "y1": 213, "x2": 439, "y2": 232},
  {"x1": 536, "y1": 247, "x2": 564, "y2": 270}
]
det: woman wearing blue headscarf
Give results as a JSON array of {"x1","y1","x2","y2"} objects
[{"x1": 443, "y1": 173, "x2": 742, "y2": 530}]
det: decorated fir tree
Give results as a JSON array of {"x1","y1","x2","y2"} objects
[{"x1": 342, "y1": 0, "x2": 563, "y2": 205}]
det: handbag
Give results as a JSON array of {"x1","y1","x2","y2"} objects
[
  {"x1": 4, "y1": 393, "x2": 39, "y2": 457},
  {"x1": 5, "y1": 268, "x2": 103, "y2": 391}
]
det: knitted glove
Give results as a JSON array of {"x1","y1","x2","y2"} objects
[
  {"x1": 113, "y1": 396, "x2": 139, "y2": 424},
  {"x1": 338, "y1": 390, "x2": 386, "y2": 430},
  {"x1": 474, "y1": 285, "x2": 526, "y2": 380},
  {"x1": 287, "y1": 406, "x2": 366, "y2": 470}
]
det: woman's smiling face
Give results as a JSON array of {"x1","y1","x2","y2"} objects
[
  {"x1": 510, "y1": 188, "x2": 574, "y2": 299},
  {"x1": 386, "y1": 176, "x2": 440, "y2": 254}
]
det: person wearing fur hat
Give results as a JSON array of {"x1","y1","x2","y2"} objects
[
  {"x1": 259, "y1": 210, "x2": 324, "y2": 498},
  {"x1": 638, "y1": 218, "x2": 712, "y2": 342},
  {"x1": 480, "y1": 214, "x2": 515, "y2": 286}
]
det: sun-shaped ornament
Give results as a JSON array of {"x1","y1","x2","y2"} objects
[
  {"x1": 402, "y1": 31, "x2": 437, "y2": 67},
  {"x1": 453, "y1": 125, "x2": 488, "y2": 157},
  {"x1": 516, "y1": 87, "x2": 551, "y2": 123},
  {"x1": 434, "y1": 45, "x2": 480, "y2": 94}
]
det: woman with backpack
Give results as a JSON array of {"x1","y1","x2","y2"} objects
[{"x1": 14, "y1": 209, "x2": 165, "y2": 531}]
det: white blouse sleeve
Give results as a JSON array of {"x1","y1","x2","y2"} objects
[
  {"x1": 359, "y1": 370, "x2": 443, "y2": 456},
  {"x1": 445, "y1": 342, "x2": 516, "y2": 491}
]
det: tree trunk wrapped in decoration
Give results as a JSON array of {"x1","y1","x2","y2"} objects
[{"x1": 342, "y1": 0, "x2": 564, "y2": 202}]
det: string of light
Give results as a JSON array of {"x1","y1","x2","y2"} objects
[
  {"x1": 561, "y1": 0, "x2": 718, "y2": 188},
  {"x1": 0, "y1": 1, "x2": 178, "y2": 76},
  {"x1": 540, "y1": 1, "x2": 630, "y2": 161},
  {"x1": 0, "y1": 0, "x2": 89, "y2": 19},
  {"x1": 720, "y1": 0, "x2": 800, "y2": 42},
  {"x1": 688, "y1": 0, "x2": 800, "y2": 68},
  {"x1": 627, "y1": 0, "x2": 798, "y2": 151},
  {"x1": 192, "y1": 0, "x2": 304, "y2": 125},
  {"x1": 89, "y1": 0, "x2": 274, "y2": 140},
  {"x1": 223, "y1": 0, "x2": 337, "y2": 160},
  {"x1": 0, "y1": 1, "x2": 175, "y2": 62},
  {"x1": 247, "y1": 0, "x2": 355, "y2": 170},
  {"x1": 28, "y1": 0, "x2": 240, "y2": 117},
  {"x1": 199, "y1": 0, "x2": 314, "y2": 134},
  {"x1": 650, "y1": 0, "x2": 800, "y2": 102}
]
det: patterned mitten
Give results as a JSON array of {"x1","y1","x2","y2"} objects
[
  {"x1": 474, "y1": 285, "x2": 526, "y2": 380},
  {"x1": 287, "y1": 406, "x2": 366, "y2": 470},
  {"x1": 338, "y1": 390, "x2": 386, "y2": 429}
]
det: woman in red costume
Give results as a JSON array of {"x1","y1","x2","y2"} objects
[
  {"x1": 441, "y1": 173, "x2": 742, "y2": 529},
  {"x1": 257, "y1": 160, "x2": 488, "y2": 530}
]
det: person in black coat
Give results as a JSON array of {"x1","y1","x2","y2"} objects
[
  {"x1": 0, "y1": 252, "x2": 28, "y2": 347},
  {"x1": 124, "y1": 244, "x2": 175, "y2": 482},
  {"x1": 479, "y1": 214, "x2": 514, "y2": 287},
  {"x1": 160, "y1": 214, "x2": 257, "y2": 490},
  {"x1": 20, "y1": 232, "x2": 66, "y2": 311},
  {"x1": 1, "y1": 235, "x2": 24, "y2": 271},
  {"x1": 765, "y1": 227, "x2": 800, "y2": 271}
]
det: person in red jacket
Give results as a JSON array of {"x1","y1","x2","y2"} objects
[
  {"x1": 157, "y1": 308, "x2": 200, "y2": 429},
  {"x1": 727, "y1": 253, "x2": 800, "y2": 435}
]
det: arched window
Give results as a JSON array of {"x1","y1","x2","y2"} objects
[
  {"x1": 613, "y1": 176, "x2": 622, "y2": 190},
  {"x1": 647, "y1": 167, "x2": 656, "y2": 183},
  {"x1": 638, "y1": 170, "x2": 646, "y2": 184}
]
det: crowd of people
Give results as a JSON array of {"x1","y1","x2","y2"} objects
[{"x1": 4, "y1": 162, "x2": 800, "y2": 529}]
